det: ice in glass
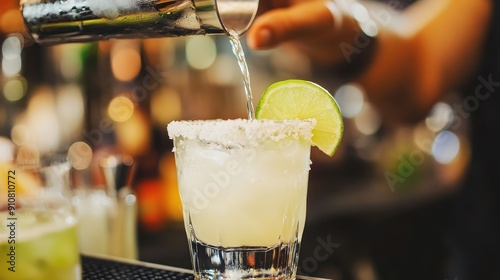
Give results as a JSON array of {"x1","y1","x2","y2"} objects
[{"x1": 168, "y1": 119, "x2": 315, "y2": 280}]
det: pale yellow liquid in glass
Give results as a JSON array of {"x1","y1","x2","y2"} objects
[{"x1": 176, "y1": 131, "x2": 311, "y2": 248}]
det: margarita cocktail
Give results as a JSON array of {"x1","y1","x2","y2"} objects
[{"x1": 168, "y1": 119, "x2": 315, "y2": 280}]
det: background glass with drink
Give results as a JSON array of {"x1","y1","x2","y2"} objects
[{"x1": 0, "y1": 153, "x2": 80, "y2": 280}]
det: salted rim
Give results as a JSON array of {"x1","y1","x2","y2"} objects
[{"x1": 167, "y1": 119, "x2": 316, "y2": 144}]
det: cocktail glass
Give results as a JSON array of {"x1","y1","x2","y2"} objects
[
  {"x1": 0, "y1": 154, "x2": 80, "y2": 280},
  {"x1": 167, "y1": 119, "x2": 315, "y2": 280}
]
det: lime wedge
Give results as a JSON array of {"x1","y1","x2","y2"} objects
[{"x1": 255, "y1": 79, "x2": 344, "y2": 156}]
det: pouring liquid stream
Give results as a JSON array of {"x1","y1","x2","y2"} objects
[{"x1": 227, "y1": 29, "x2": 256, "y2": 120}]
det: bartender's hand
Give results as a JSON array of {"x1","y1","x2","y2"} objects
[
  {"x1": 246, "y1": 0, "x2": 356, "y2": 67},
  {"x1": 247, "y1": 0, "x2": 492, "y2": 125}
]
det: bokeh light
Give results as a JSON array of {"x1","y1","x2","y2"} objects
[
  {"x1": 334, "y1": 83, "x2": 365, "y2": 118},
  {"x1": 186, "y1": 36, "x2": 216, "y2": 70},
  {"x1": 19, "y1": 86, "x2": 61, "y2": 153},
  {"x1": 2, "y1": 55, "x2": 21, "y2": 77},
  {"x1": 0, "y1": 6, "x2": 24, "y2": 34},
  {"x1": 425, "y1": 102, "x2": 454, "y2": 132},
  {"x1": 114, "y1": 110, "x2": 150, "y2": 156},
  {"x1": 68, "y1": 141, "x2": 93, "y2": 170},
  {"x1": 150, "y1": 88, "x2": 182, "y2": 125},
  {"x1": 350, "y1": 2, "x2": 379, "y2": 37},
  {"x1": 0, "y1": 137, "x2": 14, "y2": 162},
  {"x1": 207, "y1": 54, "x2": 240, "y2": 85},
  {"x1": 108, "y1": 96, "x2": 135, "y2": 123},
  {"x1": 354, "y1": 103, "x2": 381, "y2": 135},
  {"x1": 56, "y1": 84, "x2": 85, "y2": 139},
  {"x1": 432, "y1": 130, "x2": 460, "y2": 164},
  {"x1": 10, "y1": 124, "x2": 29, "y2": 146},
  {"x1": 111, "y1": 42, "x2": 142, "y2": 82},
  {"x1": 1, "y1": 35, "x2": 23, "y2": 77},
  {"x1": 59, "y1": 44, "x2": 84, "y2": 80},
  {"x1": 3, "y1": 76, "x2": 27, "y2": 102},
  {"x1": 1, "y1": 35, "x2": 22, "y2": 59}
]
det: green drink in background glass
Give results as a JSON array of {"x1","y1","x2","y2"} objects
[
  {"x1": 0, "y1": 210, "x2": 79, "y2": 280},
  {"x1": 0, "y1": 154, "x2": 81, "y2": 280}
]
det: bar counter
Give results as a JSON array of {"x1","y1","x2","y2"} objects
[{"x1": 81, "y1": 254, "x2": 331, "y2": 280}]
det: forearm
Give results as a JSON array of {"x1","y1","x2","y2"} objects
[
  {"x1": 248, "y1": 0, "x2": 492, "y2": 124},
  {"x1": 353, "y1": 27, "x2": 422, "y2": 124},
  {"x1": 346, "y1": 0, "x2": 492, "y2": 123}
]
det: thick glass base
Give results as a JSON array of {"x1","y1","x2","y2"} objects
[{"x1": 190, "y1": 239, "x2": 300, "y2": 280}]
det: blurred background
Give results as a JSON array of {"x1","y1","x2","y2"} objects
[{"x1": 0, "y1": 1, "x2": 469, "y2": 279}]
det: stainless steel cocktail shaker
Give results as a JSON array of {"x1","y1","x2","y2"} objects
[{"x1": 20, "y1": 0, "x2": 259, "y2": 44}]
